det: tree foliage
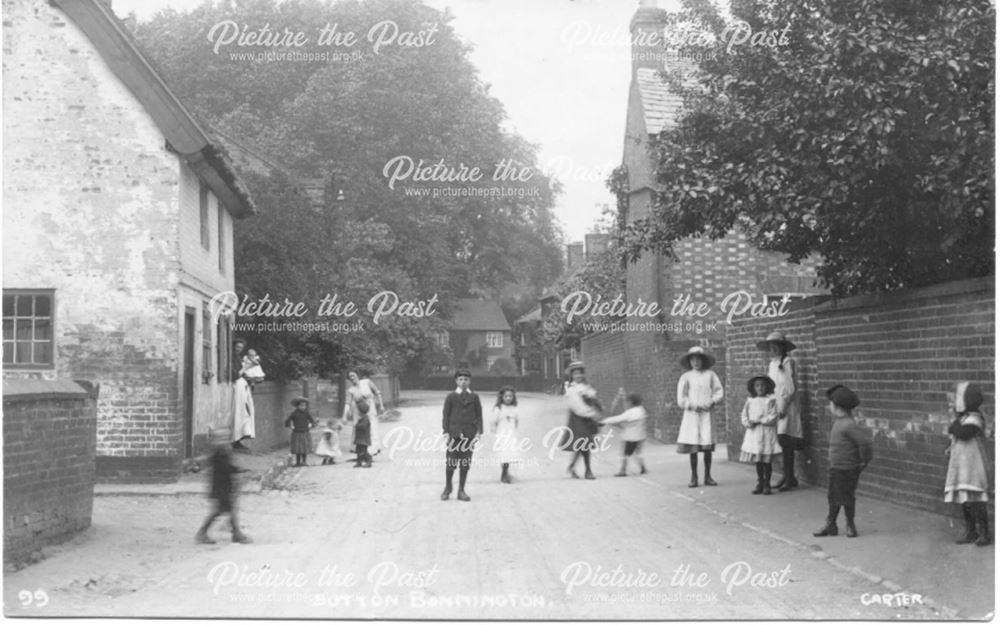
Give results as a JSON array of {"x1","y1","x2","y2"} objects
[
  {"x1": 132, "y1": 0, "x2": 563, "y2": 377},
  {"x1": 624, "y1": 0, "x2": 994, "y2": 296}
]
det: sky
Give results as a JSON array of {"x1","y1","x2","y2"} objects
[{"x1": 112, "y1": 0, "x2": 645, "y2": 243}]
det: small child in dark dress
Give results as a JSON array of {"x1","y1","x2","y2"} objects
[
  {"x1": 352, "y1": 398, "x2": 373, "y2": 468},
  {"x1": 285, "y1": 397, "x2": 316, "y2": 466},
  {"x1": 196, "y1": 427, "x2": 251, "y2": 544},
  {"x1": 814, "y1": 385, "x2": 873, "y2": 538}
]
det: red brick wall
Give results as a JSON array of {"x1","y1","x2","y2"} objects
[
  {"x1": 726, "y1": 278, "x2": 995, "y2": 514},
  {"x1": 3, "y1": 382, "x2": 97, "y2": 564}
]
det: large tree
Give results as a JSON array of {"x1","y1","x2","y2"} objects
[
  {"x1": 624, "y1": 0, "x2": 993, "y2": 296},
  {"x1": 132, "y1": 0, "x2": 563, "y2": 378}
]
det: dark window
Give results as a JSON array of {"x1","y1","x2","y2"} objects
[
  {"x1": 202, "y1": 305, "x2": 213, "y2": 383},
  {"x1": 217, "y1": 314, "x2": 231, "y2": 381},
  {"x1": 217, "y1": 202, "x2": 225, "y2": 272},
  {"x1": 2, "y1": 290, "x2": 54, "y2": 368},
  {"x1": 199, "y1": 182, "x2": 210, "y2": 250}
]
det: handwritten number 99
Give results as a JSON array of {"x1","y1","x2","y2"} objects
[{"x1": 18, "y1": 589, "x2": 49, "y2": 607}]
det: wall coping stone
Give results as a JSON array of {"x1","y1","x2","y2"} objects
[
  {"x1": 2, "y1": 379, "x2": 89, "y2": 403},
  {"x1": 812, "y1": 277, "x2": 994, "y2": 315}
]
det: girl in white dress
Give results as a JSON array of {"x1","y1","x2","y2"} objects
[
  {"x1": 739, "y1": 376, "x2": 780, "y2": 494},
  {"x1": 676, "y1": 346, "x2": 724, "y2": 487},
  {"x1": 491, "y1": 386, "x2": 521, "y2": 483},
  {"x1": 757, "y1": 332, "x2": 803, "y2": 491}
]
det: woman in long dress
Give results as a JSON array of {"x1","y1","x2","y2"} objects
[
  {"x1": 757, "y1": 331, "x2": 803, "y2": 491},
  {"x1": 342, "y1": 370, "x2": 384, "y2": 456},
  {"x1": 231, "y1": 340, "x2": 259, "y2": 450}
]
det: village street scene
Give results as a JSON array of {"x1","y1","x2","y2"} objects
[{"x1": 2, "y1": 0, "x2": 995, "y2": 622}]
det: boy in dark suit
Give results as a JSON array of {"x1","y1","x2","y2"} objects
[{"x1": 442, "y1": 368, "x2": 483, "y2": 502}]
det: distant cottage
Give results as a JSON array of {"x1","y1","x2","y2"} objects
[
  {"x1": 3, "y1": 0, "x2": 257, "y2": 481},
  {"x1": 438, "y1": 300, "x2": 513, "y2": 375}
]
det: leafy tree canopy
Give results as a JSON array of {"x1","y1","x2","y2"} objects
[
  {"x1": 132, "y1": 0, "x2": 564, "y2": 378},
  {"x1": 623, "y1": 0, "x2": 994, "y2": 296}
]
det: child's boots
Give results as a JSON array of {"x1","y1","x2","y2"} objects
[
  {"x1": 813, "y1": 506, "x2": 840, "y2": 537},
  {"x1": 195, "y1": 530, "x2": 216, "y2": 544},
  {"x1": 957, "y1": 503, "x2": 979, "y2": 544},
  {"x1": 232, "y1": 531, "x2": 253, "y2": 544},
  {"x1": 975, "y1": 503, "x2": 992, "y2": 546}
]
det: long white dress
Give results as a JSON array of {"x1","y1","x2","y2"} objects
[
  {"x1": 491, "y1": 404, "x2": 522, "y2": 464},
  {"x1": 232, "y1": 377, "x2": 255, "y2": 441},
  {"x1": 768, "y1": 356, "x2": 802, "y2": 440}
]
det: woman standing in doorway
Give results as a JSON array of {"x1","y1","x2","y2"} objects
[
  {"x1": 231, "y1": 338, "x2": 257, "y2": 451},
  {"x1": 758, "y1": 331, "x2": 804, "y2": 491}
]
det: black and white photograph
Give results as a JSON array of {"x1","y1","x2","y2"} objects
[{"x1": 1, "y1": 0, "x2": 995, "y2": 620}]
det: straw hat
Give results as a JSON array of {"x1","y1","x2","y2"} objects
[
  {"x1": 290, "y1": 396, "x2": 310, "y2": 407},
  {"x1": 756, "y1": 331, "x2": 797, "y2": 353},
  {"x1": 746, "y1": 375, "x2": 775, "y2": 397},
  {"x1": 679, "y1": 346, "x2": 715, "y2": 370},
  {"x1": 566, "y1": 360, "x2": 586, "y2": 375}
]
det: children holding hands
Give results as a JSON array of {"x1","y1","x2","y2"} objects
[{"x1": 602, "y1": 388, "x2": 648, "y2": 477}]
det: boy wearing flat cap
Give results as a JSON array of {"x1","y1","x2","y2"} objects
[
  {"x1": 814, "y1": 385, "x2": 873, "y2": 538},
  {"x1": 441, "y1": 368, "x2": 483, "y2": 501}
]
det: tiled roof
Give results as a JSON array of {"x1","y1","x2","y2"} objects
[
  {"x1": 514, "y1": 307, "x2": 542, "y2": 324},
  {"x1": 636, "y1": 67, "x2": 686, "y2": 136},
  {"x1": 450, "y1": 299, "x2": 511, "y2": 332}
]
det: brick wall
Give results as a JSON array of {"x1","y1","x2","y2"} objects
[
  {"x1": 2, "y1": 0, "x2": 244, "y2": 481},
  {"x1": 3, "y1": 380, "x2": 97, "y2": 564},
  {"x1": 246, "y1": 380, "x2": 308, "y2": 453},
  {"x1": 726, "y1": 278, "x2": 995, "y2": 515},
  {"x1": 582, "y1": 329, "x2": 728, "y2": 446}
]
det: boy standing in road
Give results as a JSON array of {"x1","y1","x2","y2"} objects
[{"x1": 441, "y1": 368, "x2": 483, "y2": 502}]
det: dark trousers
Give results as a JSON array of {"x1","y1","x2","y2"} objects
[
  {"x1": 198, "y1": 498, "x2": 241, "y2": 536},
  {"x1": 355, "y1": 444, "x2": 371, "y2": 464}
]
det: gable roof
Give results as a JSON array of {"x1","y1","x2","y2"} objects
[
  {"x1": 514, "y1": 306, "x2": 542, "y2": 324},
  {"x1": 52, "y1": 0, "x2": 257, "y2": 219},
  {"x1": 450, "y1": 300, "x2": 511, "y2": 332},
  {"x1": 636, "y1": 67, "x2": 686, "y2": 136}
]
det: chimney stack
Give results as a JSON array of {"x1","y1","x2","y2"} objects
[
  {"x1": 566, "y1": 242, "x2": 585, "y2": 272},
  {"x1": 630, "y1": 0, "x2": 667, "y2": 77}
]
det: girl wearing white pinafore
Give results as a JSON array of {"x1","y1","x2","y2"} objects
[{"x1": 676, "y1": 346, "x2": 724, "y2": 487}]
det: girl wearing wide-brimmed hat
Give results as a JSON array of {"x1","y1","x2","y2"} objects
[
  {"x1": 740, "y1": 376, "x2": 780, "y2": 494},
  {"x1": 676, "y1": 346, "x2": 724, "y2": 487},
  {"x1": 758, "y1": 331, "x2": 804, "y2": 491},
  {"x1": 563, "y1": 361, "x2": 603, "y2": 479}
]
